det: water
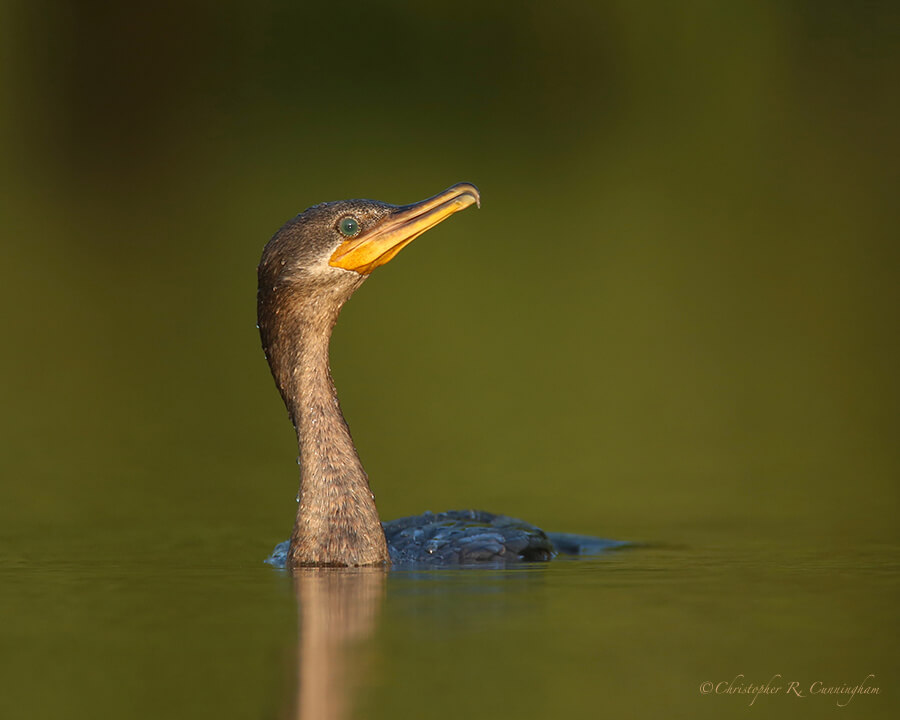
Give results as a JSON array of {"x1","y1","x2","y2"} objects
[
  {"x1": 1, "y1": 2, "x2": 897, "y2": 718},
  {"x1": 1, "y1": 533, "x2": 896, "y2": 720}
]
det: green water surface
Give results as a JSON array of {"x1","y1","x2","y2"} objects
[{"x1": 1, "y1": 2, "x2": 897, "y2": 718}]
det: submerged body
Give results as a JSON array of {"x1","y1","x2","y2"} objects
[
  {"x1": 259, "y1": 184, "x2": 619, "y2": 568},
  {"x1": 266, "y1": 510, "x2": 625, "y2": 568}
]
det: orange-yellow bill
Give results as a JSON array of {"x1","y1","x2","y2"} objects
[{"x1": 329, "y1": 182, "x2": 480, "y2": 275}]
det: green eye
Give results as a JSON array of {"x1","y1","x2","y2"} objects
[{"x1": 338, "y1": 216, "x2": 360, "y2": 237}]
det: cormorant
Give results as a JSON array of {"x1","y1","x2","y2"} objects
[{"x1": 259, "y1": 183, "x2": 620, "y2": 567}]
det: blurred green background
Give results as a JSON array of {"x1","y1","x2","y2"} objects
[{"x1": 1, "y1": 1, "x2": 897, "y2": 719}]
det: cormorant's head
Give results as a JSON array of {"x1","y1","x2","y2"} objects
[{"x1": 258, "y1": 183, "x2": 480, "y2": 303}]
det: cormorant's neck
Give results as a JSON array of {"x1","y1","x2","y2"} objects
[{"x1": 261, "y1": 283, "x2": 389, "y2": 567}]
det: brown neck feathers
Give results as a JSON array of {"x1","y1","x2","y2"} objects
[{"x1": 259, "y1": 282, "x2": 389, "y2": 567}]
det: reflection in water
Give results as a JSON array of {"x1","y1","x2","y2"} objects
[{"x1": 291, "y1": 567, "x2": 386, "y2": 720}]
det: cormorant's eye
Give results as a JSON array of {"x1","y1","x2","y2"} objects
[{"x1": 338, "y1": 216, "x2": 360, "y2": 237}]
